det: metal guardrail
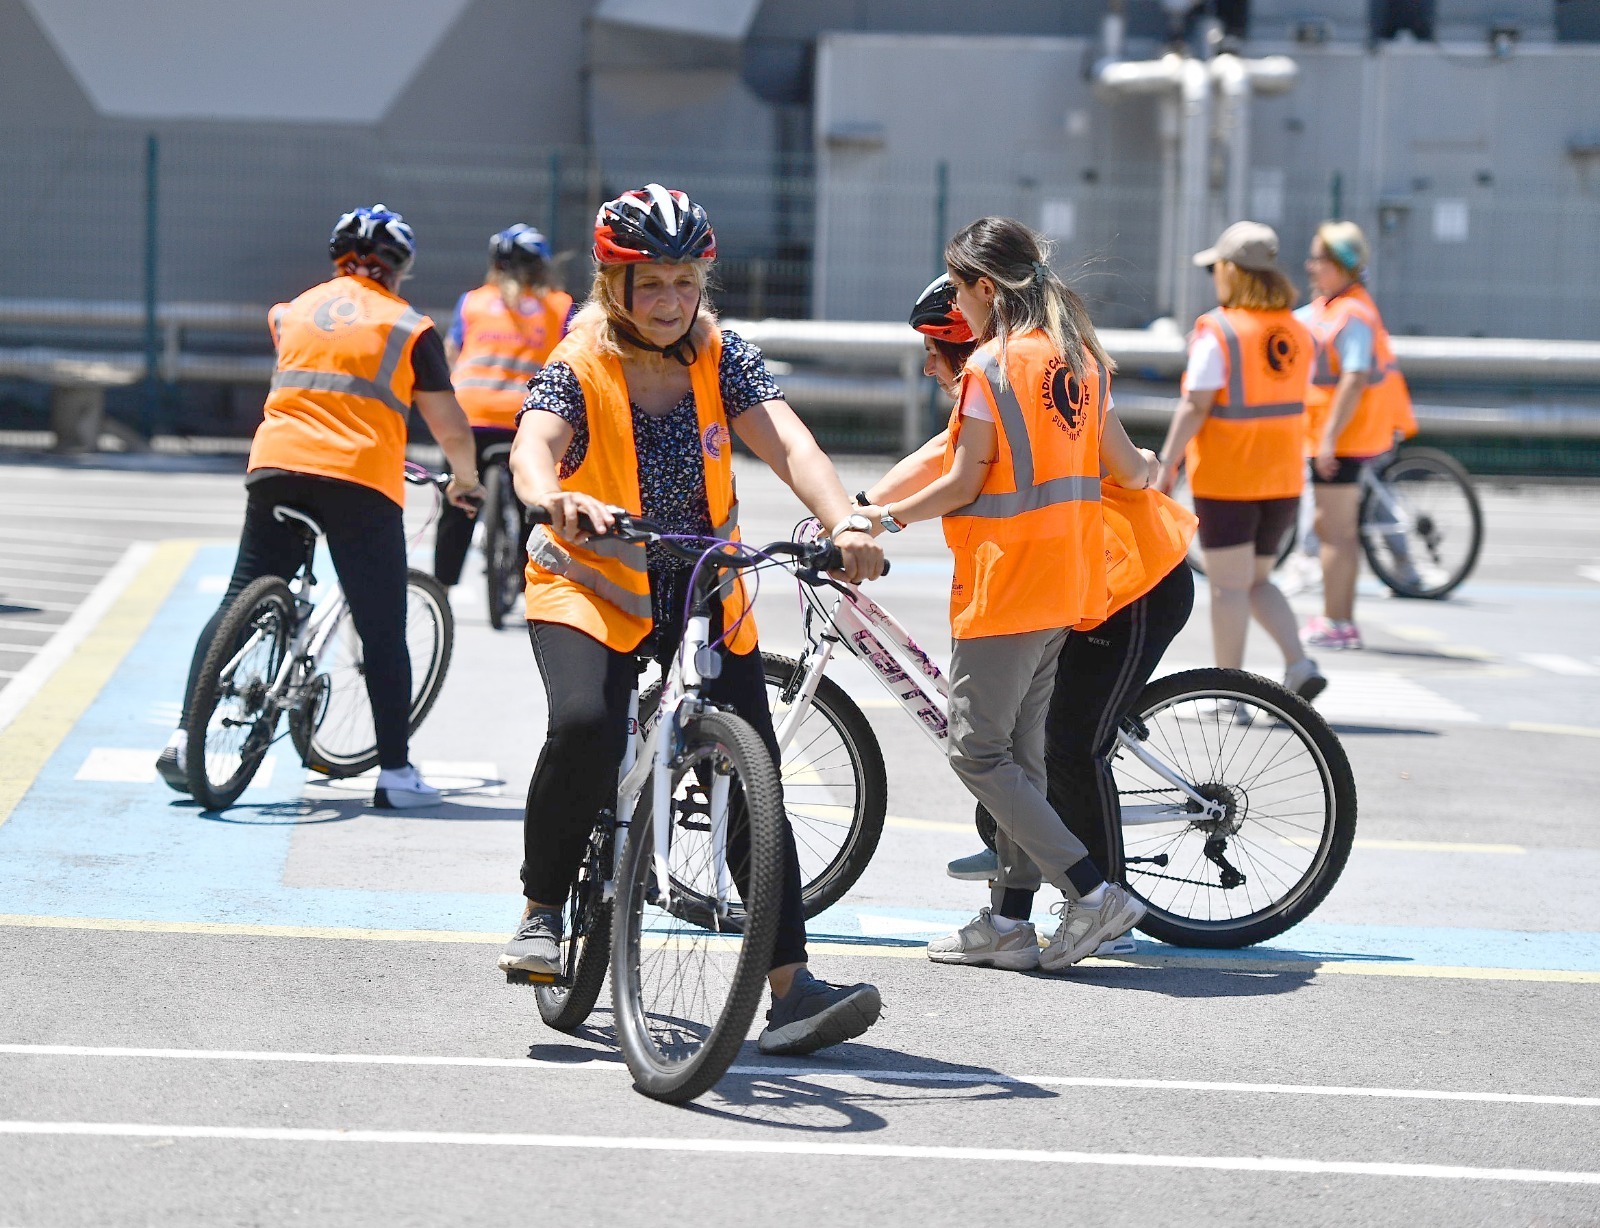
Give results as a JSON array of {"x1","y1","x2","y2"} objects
[{"x1": 4, "y1": 301, "x2": 1600, "y2": 449}]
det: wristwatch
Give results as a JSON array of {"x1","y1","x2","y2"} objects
[
  {"x1": 831, "y1": 512, "x2": 873, "y2": 538},
  {"x1": 880, "y1": 504, "x2": 906, "y2": 533}
]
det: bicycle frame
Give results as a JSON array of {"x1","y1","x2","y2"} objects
[{"x1": 782, "y1": 574, "x2": 1226, "y2": 826}]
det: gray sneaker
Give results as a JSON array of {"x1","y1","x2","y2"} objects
[
  {"x1": 946, "y1": 848, "x2": 999, "y2": 881},
  {"x1": 1283, "y1": 657, "x2": 1328, "y2": 702},
  {"x1": 757, "y1": 969, "x2": 881, "y2": 1056},
  {"x1": 927, "y1": 907, "x2": 1040, "y2": 971},
  {"x1": 1039, "y1": 886, "x2": 1147, "y2": 972},
  {"x1": 155, "y1": 744, "x2": 189, "y2": 795},
  {"x1": 497, "y1": 907, "x2": 562, "y2": 977}
]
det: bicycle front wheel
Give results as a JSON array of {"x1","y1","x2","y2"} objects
[
  {"x1": 611, "y1": 710, "x2": 782, "y2": 1103},
  {"x1": 1361, "y1": 446, "x2": 1482, "y2": 599},
  {"x1": 1114, "y1": 668, "x2": 1357, "y2": 948},
  {"x1": 535, "y1": 822, "x2": 613, "y2": 1032},
  {"x1": 483, "y1": 464, "x2": 525, "y2": 631},
  {"x1": 300, "y1": 569, "x2": 454, "y2": 777},
  {"x1": 185, "y1": 576, "x2": 295, "y2": 810}
]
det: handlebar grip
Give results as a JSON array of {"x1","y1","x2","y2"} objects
[
  {"x1": 812, "y1": 547, "x2": 891, "y2": 577},
  {"x1": 524, "y1": 506, "x2": 602, "y2": 535}
]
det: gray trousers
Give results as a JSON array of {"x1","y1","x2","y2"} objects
[{"x1": 947, "y1": 628, "x2": 1092, "y2": 903}]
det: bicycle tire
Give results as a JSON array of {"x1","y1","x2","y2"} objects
[
  {"x1": 185, "y1": 575, "x2": 295, "y2": 810},
  {"x1": 483, "y1": 464, "x2": 525, "y2": 631},
  {"x1": 1361, "y1": 446, "x2": 1482, "y2": 599},
  {"x1": 300, "y1": 569, "x2": 455, "y2": 777},
  {"x1": 611, "y1": 710, "x2": 782, "y2": 1103},
  {"x1": 1114, "y1": 667, "x2": 1357, "y2": 948},
  {"x1": 535, "y1": 822, "x2": 614, "y2": 1031}
]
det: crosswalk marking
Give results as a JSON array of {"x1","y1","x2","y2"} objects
[
  {"x1": 74, "y1": 748, "x2": 278, "y2": 789},
  {"x1": 1519, "y1": 653, "x2": 1600, "y2": 677}
]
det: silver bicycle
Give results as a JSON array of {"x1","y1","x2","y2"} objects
[{"x1": 763, "y1": 522, "x2": 1358, "y2": 949}]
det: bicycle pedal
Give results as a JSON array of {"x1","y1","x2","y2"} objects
[{"x1": 504, "y1": 969, "x2": 559, "y2": 986}]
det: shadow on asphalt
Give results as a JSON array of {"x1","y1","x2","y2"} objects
[
  {"x1": 191, "y1": 796, "x2": 519, "y2": 824},
  {"x1": 1326, "y1": 723, "x2": 1442, "y2": 737},
  {"x1": 1057, "y1": 963, "x2": 1316, "y2": 999}
]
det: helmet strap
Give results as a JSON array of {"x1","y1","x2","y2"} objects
[
  {"x1": 624, "y1": 265, "x2": 635, "y2": 315},
  {"x1": 613, "y1": 294, "x2": 701, "y2": 367}
]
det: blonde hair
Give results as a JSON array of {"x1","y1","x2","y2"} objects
[
  {"x1": 1217, "y1": 262, "x2": 1298, "y2": 311},
  {"x1": 1314, "y1": 220, "x2": 1369, "y2": 276},
  {"x1": 944, "y1": 216, "x2": 1112, "y2": 388},
  {"x1": 577, "y1": 262, "x2": 717, "y2": 360}
]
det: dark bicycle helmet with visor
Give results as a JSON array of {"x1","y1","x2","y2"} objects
[
  {"x1": 592, "y1": 184, "x2": 716, "y2": 365},
  {"x1": 491, "y1": 224, "x2": 552, "y2": 277},
  {"x1": 329, "y1": 204, "x2": 416, "y2": 279},
  {"x1": 909, "y1": 274, "x2": 973, "y2": 343}
]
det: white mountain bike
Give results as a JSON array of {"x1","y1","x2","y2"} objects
[{"x1": 761, "y1": 522, "x2": 1358, "y2": 949}]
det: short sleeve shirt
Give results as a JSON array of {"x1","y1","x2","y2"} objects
[{"x1": 1295, "y1": 304, "x2": 1375, "y2": 376}]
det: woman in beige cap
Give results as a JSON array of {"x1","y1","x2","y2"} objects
[{"x1": 1156, "y1": 222, "x2": 1324, "y2": 701}]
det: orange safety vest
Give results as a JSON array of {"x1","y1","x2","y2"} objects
[
  {"x1": 452, "y1": 285, "x2": 574, "y2": 430},
  {"x1": 522, "y1": 325, "x2": 758, "y2": 655},
  {"x1": 1302, "y1": 284, "x2": 1415, "y2": 458},
  {"x1": 943, "y1": 331, "x2": 1107, "y2": 639},
  {"x1": 249, "y1": 274, "x2": 432, "y2": 506},
  {"x1": 1102, "y1": 484, "x2": 1196, "y2": 616},
  {"x1": 1182, "y1": 307, "x2": 1313, "y2": 501}
]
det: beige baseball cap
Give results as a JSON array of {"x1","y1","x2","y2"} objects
[{"x1": 1193, "y1": 221, "x2": 1281, "y2": 272}]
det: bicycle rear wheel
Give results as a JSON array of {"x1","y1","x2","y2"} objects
[
  {"x1": 1114, "y1": 668, "x2": 1357, "y2": 948},
  {"x1": 611, "y1": 710, "x2": 782, "y2": 1103},
  {"x1": 1361, "y1": 446, "x2": 1482, "y2": 599},
  {"x1": 297, "y1": 569, "x2": 454, "y2": 777},
  {"x1": 185, "y1": 576, "x2": 294, "y2": 810},
  {"x1": 483, "y1": 464, "x2": 525, "y2": 631},
  {"x1": 534, "y1": 821, "x2": 614, "y2": 1031}
]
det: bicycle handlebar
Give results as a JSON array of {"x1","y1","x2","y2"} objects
[{"x1": 524, "y1": 505, "x2": 889, "y2": 577}]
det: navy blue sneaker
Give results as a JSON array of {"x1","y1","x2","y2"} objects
[{"x1": 757, "y1": 969, "x2": 881, "y2": 1056}]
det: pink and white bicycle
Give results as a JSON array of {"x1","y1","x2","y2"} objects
[{"x1": 765, "y1": 522, "x2": 1357, "y2": 949}]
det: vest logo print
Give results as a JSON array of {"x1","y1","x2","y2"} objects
[
  {"x1": 702, "y1": 421, "x2": 729, "y2": 460},
  {"x1": 1264, "y1": 326, "x2": 1301, "y2": 376},
  {"x1": 311, "y1": 295, "x2": 366, "y2": 333},
  {"x1": 1041, "y1": 358, "x2": 1086, "y2": 437}
]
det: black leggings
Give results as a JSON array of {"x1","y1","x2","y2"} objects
[
  {"x1": 433, "y1": 427, "x2": 518, "y2": 587},
  {"x1": 185, "y1": 473, "x2": 412, "y2": 771},
  {"x1": 1044, "y1": 562, "x2": 1195, "y2": 884},
  {"x1": 523, "y1": 619, "x2": 808, "y2": 970}
]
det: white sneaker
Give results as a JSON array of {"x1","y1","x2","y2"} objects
[
  {"x1": 1283, "y1": 657, "x2": 1328, "y2": 702},
  {"x1": 1277, "y1": 553, "x2": 1322, "y2": 597},
  {"x1": 374, "y1": 764, "x2": 442, "y2": 809},
  {"x1": 1183, "y1": 697, "x2": 1256, "y2": 726},
  {"x1": 926, "y1": 908, "x2": 1041, "y2": 971},
  {"x1": 1039, "y1": 886, "x2": 1147, "y2": 972}
]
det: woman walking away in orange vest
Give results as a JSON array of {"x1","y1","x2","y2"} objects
[
  {"x1": 1156, "y1": 222, "x2": 1325, "y2": 702},
  {"x1": 433, "y1": 224, "x2": 575, "y2": 588},
  {"x1": 870, "y1": 272, "x2": 1198, "y2": 926},
  {"x1": 858, "y1": 217, "x2": 1154, "y2": 973},
  {"x1": 154, "y1": 205, "x2": 484, "y2": 808},
  {"x1": 504, "y1": 184, "x2": 887, "y2": 1056},
  {"x1": 1295, "y1": 220, "x2": 1417, "y2": 650}
]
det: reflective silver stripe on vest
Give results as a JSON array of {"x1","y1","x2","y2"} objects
[
  {"x1": 269, "y1": 306, "x2": 286, "y2": 340},
  {"x1": 455, "y1": 376, "x2": 529, "y2": 392},
  {"x1": 466, "y1": 354, "x2": 541, "y2": 375},
  {"x1": 526, "y1": 529, "x2": 652, "y2": 617},
  {"x1": 272, "y1": 305, "x2": 428, "y2": 416},
  {"x1": 712, "y1": 504, "x2": 739, "y2": 540},
  {"x1": 954, "y1": 350, "x2": 1100, "y2": 519},
  {"x1": 1206, "y1": 310, "x2": 1304, "y2": 421},
  {"x1": 586, "y1": 535, "x2": 648, "y2": 571},
  {"x1": 1096, "y1": 362, "x2": 1109, "y2": 422},
  {"x1": 269, "y1": 369, "x2": 407, "y2": 414}
]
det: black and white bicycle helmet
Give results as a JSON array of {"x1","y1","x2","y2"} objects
[
  {"x1": 593, "y1": 183, "x2": 716, "y2": 265},
  {"x1": 909, "y1": 274, "x2": 973, "y2": 343},
  {"x1": 329, "y1": 204, "x2": 416, "y2": 277},
  {"x1": 491, "y1": 224, "x2": 552, "y2": 275}
]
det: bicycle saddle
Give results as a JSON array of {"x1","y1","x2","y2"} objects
[{"x1": 272, "y1": 504, "x2": 325, "y2": 543}]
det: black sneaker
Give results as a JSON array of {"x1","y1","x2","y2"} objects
[
  {"x1": 757, "y1": 969, "x2": 881, "y2": 1056},
  {"x1": 497, "y1": 907, "x2": 562, "y2": 976},
  {"x1": 155, "y1": 745, "x2": 190, "y2": 795}
]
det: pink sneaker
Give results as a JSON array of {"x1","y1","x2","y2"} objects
[{"x1": 1301, "y1": 616, "x2": 1362, "y2": 650}]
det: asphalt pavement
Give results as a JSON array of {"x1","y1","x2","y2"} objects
[{"x1": 0, "y1": 452, "x2": 1597, "y2": 1227}]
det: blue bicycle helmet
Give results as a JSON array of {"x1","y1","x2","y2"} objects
[
  {"x1": 329, "y1": 204, "x2": 417, "y2": 277},
  {"x1": 491, "y1": 224, "x2": 552, "y2": 275}
]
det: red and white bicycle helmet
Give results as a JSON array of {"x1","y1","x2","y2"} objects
[
  {"x1": 593, "y1": 184, "x2": 716, "y2": 265},
  {"x1": 909, "y1": 274, "x2": 972, "y2": 343}
]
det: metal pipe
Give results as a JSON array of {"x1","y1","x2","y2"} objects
[
  {"x1": 1155, "y1": 93, "x2": 1180, "y2": 317},
  {"x1": 1213, "y1": 55, "x2": 1251, "y2": 224},
  {"x1": 1174, "y1": 56, "x2": 1212, "y2": 328}
]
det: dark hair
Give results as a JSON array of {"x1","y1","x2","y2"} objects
[
  {"x1": 933, "y1": 338, "x2": 977, "y2": 372},
  {"x1": 944, "y1": 216, "x2": 1112, "y2": 387}
]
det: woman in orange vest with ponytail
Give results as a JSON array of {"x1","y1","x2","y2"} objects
[
  {"x1": 859, "y1": 217, "x2": 1159, "y2": 973},
  {"x1": 869, "y1": 272, "x2": 1197, "y2": 936},
  {"x1": 433, "y1": 225, "x2": 574, "y2": 588},
  {"x1": 503, "y1": 185, "x2": 886, "y2": 1057},
  {"x1": 1156, "y1": 222, "x2": 1325, "y2": 702}
]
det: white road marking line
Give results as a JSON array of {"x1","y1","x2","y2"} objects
[
  {"x1": 0, "y1": 642, "x2": 48, "y2": 654},
  {"x1": 195, "y1": 575, "x2": 229, "y2": 594},
  {"x1": 1312, "y1": 671, "x2": 1480, "y2": 725},
  {"x1": 307, "y1": 760, "x2": 502, "y2": 796},
  {"x1": 0, "y1": 1120, "x2": 1595, "y2": 1183},
  {"x1": 0, "y1": 543, "x2": 152, "y2": 734},
  {"x1": 1507, "y1": 721, "x2": 1600, "y2": 740},
  {"x1": 0, "y1": 1046, "x2": 1594, "y2": 1108},
  {"x1": 1519, "y1": 653, "x2": 1600, "y2": 677},
  {"x1": 0, "y1": 506, "x2": 240, "y2": 526},
  {"x1": 73, "y1": 749, "x2": 277, "y2": 788},
  {"x1": 1578, "y1": 565, "x2": 1600, "y2": 584},
  {"x1": 0, "y1": 577, "x2": 99, "y2": 595},
  {"x1": 1281, "y1": 837, "x2": 1526, "y2": 855}
]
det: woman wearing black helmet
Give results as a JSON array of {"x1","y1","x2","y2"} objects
[
  {"x1": 502, "y1": 184, "x2": 886, "y2": 1055},
  {"x1": 433, "y1": 224, "x2": 575, "y2": 589},
  {"x1": 156, "y1": 205, "x2": 483, "y2": 809}
]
